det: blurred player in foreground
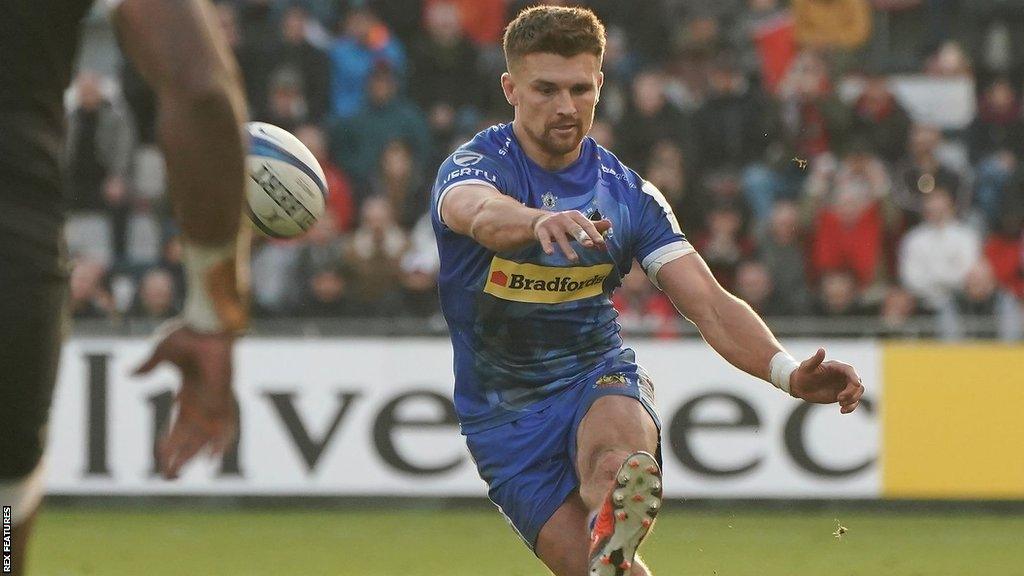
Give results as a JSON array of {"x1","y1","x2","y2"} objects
[
  {"x1": 431, "y1": 6, "x2": 865, "y2": 575},
  {"x1": 0, "y1": 1, "x2": 248, "y2": 573}
]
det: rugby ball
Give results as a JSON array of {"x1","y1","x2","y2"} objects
[{"x1": 245, "y1": 121, "x2": 328, "y2": 238}]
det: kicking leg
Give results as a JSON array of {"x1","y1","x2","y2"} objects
[
  {"x1": 536, "y1": 491, "x2": 652, "y2": 576},
  {"x1": 577, "y1": 396, "x2": 661, "y2": 575}
]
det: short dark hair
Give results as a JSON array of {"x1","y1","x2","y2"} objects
[{"x1": 503, "y1": 5, "x2": 606, "y2": 69}]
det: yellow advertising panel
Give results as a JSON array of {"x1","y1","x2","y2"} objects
[{"x1": 883, "y1": 344, "x2": 1024, "y2": 498}]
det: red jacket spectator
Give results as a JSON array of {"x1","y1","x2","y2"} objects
[
  {"x1": 984, "y1": 233, "x2": 1024, "y2": 297},
  {"x1": 426, "y1": 0, "x2": 506, "y2": 46}
]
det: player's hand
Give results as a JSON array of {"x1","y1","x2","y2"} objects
[
  {"x1": 134, "y1": 323, "x2": 237, "y2": 479},
  {"x1": 789, "y1": 348, "x2": 864, "y2": 414},
  {"x1": 533, "y1": 210, "x2": 612, "y2": 261}
]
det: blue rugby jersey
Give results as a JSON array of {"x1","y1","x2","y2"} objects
[{"x1": 431, "y1": 123, "x2": 693, "y2": 433}]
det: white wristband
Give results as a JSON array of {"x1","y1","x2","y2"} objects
[
  {"x1": 181, "y1": 235, "x2": 249, "y2": 334},
  {"x1": 769, "y1": 351, "x2": 799, "y2": 395}
]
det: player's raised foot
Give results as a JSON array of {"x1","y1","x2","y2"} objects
[{"x1": 589, "y1": 451, "x2": 663, "y2": 576}]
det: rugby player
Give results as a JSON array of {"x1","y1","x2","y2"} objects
[
  {"x1": 1, "y1": 2, "x2": 249, "y2": 573},
  {"x1": 431, "y1": 6, "x2": 865, "y2": 575}
]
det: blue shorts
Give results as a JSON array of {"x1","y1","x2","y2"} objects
[{"x1": 464, "y1": 365, "x2": 661, "y2": 551}]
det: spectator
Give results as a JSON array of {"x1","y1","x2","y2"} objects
[
  {"x1": 984, "y1": 208, "x2": 1024, "y2": 297},
  {"x1": 342, "y1": 196, "x2": 409, "y2": 315},
  {"x1": 952, "y1": 260, "x2": 1023, "y2": 340},
  {"x1": 399, "y1": 214, "x2": 441, "y2": 318},
  {"x1": 369, "y1": 139, "x2": 427, "y2": 231},
  {"x1": 263, "y1": 68, "x2": 311, "y2": 133},
  {"x1": 693, "y1": 53, "x2": 777, "y2": 218},
  {"x1": 899, "y1": 187, "x2": 982, "y2": 309},
  {"x1": 64, "y1": 70, "x2": 135, "y2": 263},
  {"x1": 879, "y1": 286, "x2": 920, "y2": 335},
  {"x1": 611, "y1": 262, "x2": 680, "y2": 338},
  {"x1": 428, "y1": 0, "x2": 506, "y2": 47},
  {"x1": 792, "y1": 0, "x2": 872, "y2": 72},
  {"x1": 409, "y1": 1, "x2": 483, "y2": 137},
  {"x1": 729, "y1": 0, "x2": 793, "y2": 82},
  {"x1": 276, "y1": 5, "x2": 331, "y2": 121},
  {"x1": 805, "y1": 145, "x2": 895, "y2": 289},
  {"x1": 293, "y1": 212, "x2": 352, "y2": 318},
  {"x1": 328, "y1": 6, "x2": 406, "y2": 120},
  {"x1": 814, "y1": 269, "x2": 871, "y2": 317},
  {"x1": 892, "y1": 124, "x2": 968, "y2": 225},
  {"x1": 250, "y1": 236, "x2": 303, "y2": 316},
  {"x1": 693, "y1": 201, "x2": 753, "y2": 291},
  {"x1": 295, "y1": 124, "x2": 356, "y2": 233},
  {"x1": 733, "y1": 259, "x2": 789, "y2": 317},
  {"x1": 923, "y1": 40, "x2": 974, "y2": 78},
  {"x1": 69, "y1": 259, "x2": 114, "y2": 319},
  {"x1": 776, "y1": 50, "x2": 853, "y2": 162},
  {"x1": 850, "y1": 68, "x2": 912, "y2": 164},
  {"x1": 615, "y1": 69, "x2": 694, "y2": 169},
  {"x1": 331, "y1": 61, "x2": 431, "y2": 186},
  {"x1": 757, "y1": 200, "x2": 812, "y2": 314},
  {"x1": 130, "y1": 268, "x2": 178, "y2": 320},
  {"x1": 969, "y1": 78, "x2": 1024, "y2": 225},
  {"x1": 216, "y1": 2, "x2": 272, "y2": 119},
  {"x1": 368, "y1": 0, "x2": 425, "y2": 48},
  {"x1": 644, "y1": 140, "x2": 690, "y2": 229},
  {"x1": 962, "y1": 0, "x2": 1024, "y2": 80}
]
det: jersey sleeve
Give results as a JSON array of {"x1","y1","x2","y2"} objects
[
  {"x1": 432, "y1": 149, "x2": 516, "y2": 228},
  {"x1": 633, "y1": 180, "x2": 695, "y2": 288}
]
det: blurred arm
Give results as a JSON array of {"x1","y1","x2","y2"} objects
[{"x1": 112, "y1": 0, "x2": 247, "y2": 246}]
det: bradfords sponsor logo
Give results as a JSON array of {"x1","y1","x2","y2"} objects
[{"x1": 483, "y1": 256, "x2": 613, "y2": 304}]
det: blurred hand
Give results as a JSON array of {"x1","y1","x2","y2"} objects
[
  {"x1": 789, "y1": 348, "x2": 865, "y2": 414},
  {"x1": 134, "y1": 324, "x2": 237, "y2": 478}
]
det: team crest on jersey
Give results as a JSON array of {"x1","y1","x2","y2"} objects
[
  {"x1": 541, "y1": 191, "x2": 557, "y2": 209},
  {"x1": 484, "y1": 257, "x2": 612, "y2": 304},
  {"x1": 453, "y1": 151, "x2": 484, "y2": 166},
  {"x1": 595, "y1": 373, "x2": 629, "y2": 389}
]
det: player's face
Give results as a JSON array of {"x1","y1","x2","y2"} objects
[{"x1": 503, "y1": 52, "x2": 603, "y2": 167}]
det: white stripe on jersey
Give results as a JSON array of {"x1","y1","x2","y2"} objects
[
  {"x1": 436, "y1": 179, "x2": 501, "y2": 225},
  {"x1": 641, "y1": 180, "x2": 683, "y2": 235}
]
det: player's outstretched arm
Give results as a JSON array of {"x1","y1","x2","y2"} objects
[
  {"x1": 657, "y1": 253, "x2": 864, "y2": 414},
  {"x1": 113, "y1": 0, "x2": 249, "y2": 478},
  {"x1": 441, "y1": 184, "x2": 610, "y2": 260}
]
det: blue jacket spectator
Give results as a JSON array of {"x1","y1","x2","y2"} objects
[{"x1": 329, "y1": 7, "x2": 406, "y2": 119}]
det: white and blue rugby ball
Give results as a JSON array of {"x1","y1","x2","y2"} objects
[{"x1": 245, "y1": 121, "x2": 328, "y2": 238}]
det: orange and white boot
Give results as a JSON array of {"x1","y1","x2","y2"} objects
[{"x1": 588, "y1": 451, "x2": 663, "y2": 576}]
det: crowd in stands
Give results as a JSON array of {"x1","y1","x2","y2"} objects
[{"x1": 65, "y1": 0, "x2": 1024, "y2": 339}]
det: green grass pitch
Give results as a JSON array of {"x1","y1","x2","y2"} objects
[{"x1": 28, "y1": 507, "x2": 1024, "y2": 575}]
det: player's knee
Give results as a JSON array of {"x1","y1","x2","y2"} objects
[
  {"x1": 0, "y1": 460, "x2": 47, "y2": 525},
  {"x1": 587, "y1": 448, "x2": 631, "y2": 486}
]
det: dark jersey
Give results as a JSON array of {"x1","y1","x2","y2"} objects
[{"x1": 0, "y1": 0, "x2": 97, "y2": 271}]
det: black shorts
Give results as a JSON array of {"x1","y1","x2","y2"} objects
[{"x1": 0, "y1": 239, "x2": 67, "y2": 479}]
